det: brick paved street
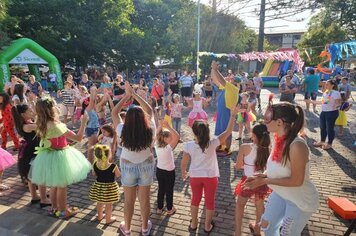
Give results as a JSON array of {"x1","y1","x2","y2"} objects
[{"x1": 0, "y1": 88, "x2": 355, "y2": 236}]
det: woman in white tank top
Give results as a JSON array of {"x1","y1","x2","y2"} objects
[{"x1": 244, "y1": 102, "x2": 319, "y2": 236}]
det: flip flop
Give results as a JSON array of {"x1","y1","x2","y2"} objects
[
  {"x1": 204, "y1": 220, "x2": 215, "y2": 234},
  {"x1": 313, "y1": 142, "x2": 324, "y2": 147},
  {"x1": 105, "y1": 217, "x2": 116, "y2": 225},
  {"x1": 188, "y1": 220, "x2": 197, "y2": 232},
  {"x1": 141, "y1": 220, "x2": 152, "y2": 236},
  {"x1": 322, "y1": 144, "x2": 332, "y2": 150},
  {"x1": 119, "y1": 221, "x2": 131, "y2": 236}
]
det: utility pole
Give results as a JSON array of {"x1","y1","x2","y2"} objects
[{"x1": 257, "y1": 0, "x2": 266, "y2": 71}]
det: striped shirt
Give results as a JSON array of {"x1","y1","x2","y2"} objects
[
  {"x1": 61, "y1": 89, "x2": 75, "y2": 106},
  {"x1": 179, "y1": 76, "x2": 193, "y2": 87}
]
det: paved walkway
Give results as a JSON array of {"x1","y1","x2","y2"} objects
[{"x1": 0, "y1": 88, "x2": 355, "y2": 236}]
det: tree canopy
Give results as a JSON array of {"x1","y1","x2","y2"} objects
[{"x1": 1, "y1": 0, "x2": 258, "y2": 70}]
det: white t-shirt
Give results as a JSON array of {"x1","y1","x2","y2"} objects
[
  {"x1": 253, "y1": 76, "x2": 263, "y2": 91},
  {"x1": 321, "y1": 90, "x2": 341, "y2": 112},
  {"x1": 183, "y1": 138, "x2": 220, "y2": 177},
  {"x1": 100, "y1": 136, "x2": 113, "y2": 147},
  {"x1": 116, "y1": 117, "x2": 156, "y2": 164},
  {"x1": 155, "y1": 144, "x2": 175, "y2": 171},
  {"x1": 266, "y1": 137, "x2": 319, "y2": 212}
]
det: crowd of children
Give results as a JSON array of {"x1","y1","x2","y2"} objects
[{"x1": 0, "y1": 62, "x2": 353, "y2": 235}]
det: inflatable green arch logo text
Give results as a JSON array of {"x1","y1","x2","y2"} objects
[{"x1": 0, "y1": 38, "x2": 63, "y2": 91}]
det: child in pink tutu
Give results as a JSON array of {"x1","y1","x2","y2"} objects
[
  {"x1": 236, "y1": 92, "x2": 256, "y2": 141},
  {"x1": 0, "y1": 147, "x2": 16, "y2": 195},
  {"x1": 234, "y1": 123, "x2": 271, "y2": 236},
  {"x1": 185, "y1": 85, "x2": 211, "y2": 127}
]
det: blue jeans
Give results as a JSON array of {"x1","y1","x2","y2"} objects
[
  {"x1": 120, "y1": 157, "x2": 155, "y2": 187},
  {"x1": 320, "y1": 110, "x2": 339, "y2": 144},
  {"x1": 172, "y1": 117, "x2": 181, "y2": 135},
  {"x1": 261, "y1": 192, "x2": 313, "y2": 236},
  {"x1": 41, "y1": 79, "x2": 48, "y2": 91}
]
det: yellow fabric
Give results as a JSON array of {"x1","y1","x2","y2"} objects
[
  {"x1": 335, "y1": 111, "x2": 347, "y2": 127},
  {"x1": 224, "y1": 82, "x2": 239, "y2": 110},
  {"x1": 164, "y1": 114, "x2": 173, "y2": 127}
]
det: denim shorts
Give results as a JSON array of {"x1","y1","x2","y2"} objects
[
  {"x1": 85, "y1": 127, "x2": 99, "y2": 137},
  {"x1": 120, "y1": 157, "x2": 155, "y2": 187},
  {"x1": 304, "y1": 91, "x2": 317, "y2": 100}
]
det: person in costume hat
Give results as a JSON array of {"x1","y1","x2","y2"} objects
[{"x1": 210, "y1": 61, "x2": 240, "y2": 156}]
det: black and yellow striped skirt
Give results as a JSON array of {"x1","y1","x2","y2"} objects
[{"x1": 89, "y1": 181, "x2": 120, "y2": 203}]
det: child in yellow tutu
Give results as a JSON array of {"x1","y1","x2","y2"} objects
[
  {"x1": 335, "y1": 100, "x2": 352, "y2": 136},
  {"x1": 89, "y1": 144, "x2": 120, "y2": 224}
]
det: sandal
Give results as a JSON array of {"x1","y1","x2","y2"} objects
[
  {"x1": 55, "y1": 207, "x2": 78, "y2": 219},
  {"x1": 322, "y1": 144, "x2": 332, "y2": 150},
  {"x1": 119, "y1": 221, "x2": 131, "y2": 236},
  {"x1": 141, "y1": 220, "x2": 152, "y2": 236},
  {"x1": 313, "y1": 142, "x2": 324, "y2": 147},
  {"x1": 30, "y1": 199, "x2": 41, "y2": 204},
  {"x1": 188, "y1": 220, "x2": 197, "y2": 232},
  {"x1": 204, "y1": 220, "x2": 215, "y2": 234},
  {"x1": 166, "y1": 207, "x2": 176, "y2": 216},
  {"x1": 105, "y1": 217, "x2": 116, "y2": 225},
  {"x1": 96, "y1": 214, "x2": 105, "y2": 221},
  {"x1": 156, "y1": 208, "x2": 163, "y2": 214},
  {"x1": 47, "y1": 207, "x2": 57, "y2": 216}
]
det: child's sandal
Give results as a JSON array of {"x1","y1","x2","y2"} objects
[
  {"x1": 55, "y1": 207, "x2": 78, "y2": 219},
  {"x1": 119, "y1": 221, "x2": 131, "y2": 236}
]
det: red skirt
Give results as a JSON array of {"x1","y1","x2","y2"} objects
[{"x1": 234, "y1": 176, "x2": 271, "y2": 200}]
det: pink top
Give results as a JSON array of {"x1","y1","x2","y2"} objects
[
  {"x1": 171, "y1": 103, "x2": 183, "y2": 118},
  {"x1": 48, "y1": 131, "x2": 75, "y2": 149}
]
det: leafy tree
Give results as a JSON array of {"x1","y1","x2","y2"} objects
[
  {"x1": 297, "y1": 11, "x2": 348, "y2": 66},
  {"x1": 6, "y1": 0, "x2": 140, "y2": 67},
  {"x1": 319, "y1": 0, "x2": 355, "y2": 39}
]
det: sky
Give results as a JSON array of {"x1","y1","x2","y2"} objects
[{"x1": 197, "y1": 0, "x2": 318, "y2": 33}]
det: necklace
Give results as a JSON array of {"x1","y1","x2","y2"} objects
[{"x1": 271, "y1": 134, "x2": 286, "y2": 163}]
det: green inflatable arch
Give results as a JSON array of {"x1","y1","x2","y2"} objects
[{"x1": 0, "y1": 38, "x2": 63, "y2": 91}]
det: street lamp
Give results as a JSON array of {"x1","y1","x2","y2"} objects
[{"x1": 196, "y1": 0, "x2": 201, "y2": 80}]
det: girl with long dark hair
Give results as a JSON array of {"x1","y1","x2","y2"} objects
[
  {"x1": 112, "y1": 81, "x2": 155, "y2": 236},
  {"x1": 181, "y1": 105, "x2": 238, "y2": 234},
  {"x1": 11, "y1": 104, "x2": 50, "y2": 207}
]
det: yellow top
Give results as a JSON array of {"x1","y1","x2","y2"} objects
[{"x1": 219, "y1": 82, "x2": 239, "y2": 109}]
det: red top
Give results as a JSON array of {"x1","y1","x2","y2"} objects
[
  {"x1": 151, "y1": 84, "x2": 164, "y2": 100},
  {"x1": 48, "y1": 131, "x2": 75, "y2": 149}
]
